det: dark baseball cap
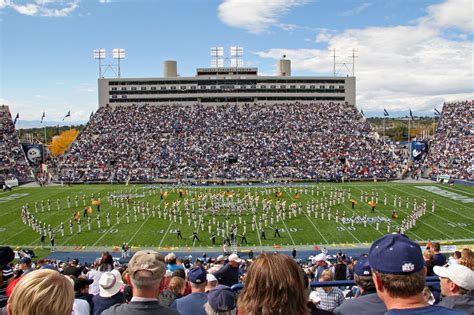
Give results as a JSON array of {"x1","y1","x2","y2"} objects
[
  {"x1": 188, "y1": 266, "x2": 207, "y2": 284},
  {"x1": 74, "y1": 277, "x2": 94, "y2": 291},
  {"x1": 208, "y1": 285, "x2": 236, "y2": 312},
  {"x1": 369, "y1": 234, "x2": 424, "y2": 274},
  {"x1": 354, "y1": 254, "x2": 371, "y2": 276}
]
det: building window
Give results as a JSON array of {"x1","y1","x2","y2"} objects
[
  {"x1": 170, "y1": 86, "x2": 177, "y2": 90},
  {"x1": 280, "y1": 85, "x2": 286, "y2": 88},
  {"x1": 131, "y1": 87, "x2": 137, "y2": 91},
  {"x1": 161, "y1": 87, "x2": 167, "y2": 90},
  {"x1": 310, "y1": 85, "x2": 315, "y2": 88},
  {"x1": 141, "y1": 87, "x2": 146, "y2": 90},
  {"x1": 191, "y1": 86, "x2": 197, "y2": 90},
  {"x1": 319, "y1": 85, "x2": 325, "y2": 89},
  {"x1": 121, "y1": 87, "x2": 127, "y2": 91},
  {"x1": 111, "y1": 87, "x2": 117, "y2": 91},
  {"x1": 329, "y1": 85, "x2": 335, "y2": 89},
  {"x1": 339, "y1": 85, "x2": 344, "y2": 89},
  {"x1": 290, "y1": 85, "x2": 296, "y2": 88},
  {"x1": 261, "y1": 85, "x2": 266, "y2": 88},
  {"x1": 200, "y1": 86, "x2": 206, "y2": 89},
  {"x1": 270, "y1": 85, "x2": 276, "y2": 88},
  {"x1": 151, "y1": 87, "x2": 157, "y2": 90},
  {"x1": 300, "y1": 85, "x2": 305, "y2": 89},
  {"x1": 211, "y1": 86, "x2": 217, "y2": 89},
  {"x1": 181, "y1": 86, "x2": 186, "y2": 90}
]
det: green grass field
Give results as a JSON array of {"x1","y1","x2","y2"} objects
[{"x1": 0, "y1": 182, "x2": 473, "y2": 251}]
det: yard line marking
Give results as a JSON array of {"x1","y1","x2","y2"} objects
[
  {"x1": 303, "y1": 213, "x2": 329, "y2": 244},
  {"x1": 391, "y1": 186, "x2": 474, "y2": 235},
  {"x1": 159, "y1": 221, "x2": 174, "y2": 248},
  {"x1": 280, "y1": 218, "x2": 296, "y2": 246},
  {"x1": 127, "y1": 215, "x2": 151, "y2": 245}
]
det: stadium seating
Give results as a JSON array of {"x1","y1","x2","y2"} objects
[
  {"x1": 57, "y1": 102, "x2": 400, "y2": 182},
  {"x1": 0, "y1": 106, "x2": 33, "y2": 185},
  {"x1": 424, "y1": 100, "x2": 473, "y2": 180}
]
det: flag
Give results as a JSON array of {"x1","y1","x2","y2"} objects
[
  {"x1": 294, "y1": 193, "x2": 300, "y2": 199},
  {"x1": 368, "y1": 201, "x2": 376, "y2": 207},
  {"x1": 87, "y1": 207, "x2": 93, "y2": 214},
  {"x1": 90, "y1": 111, "x2": 94, "y2": 120},
  {"x1": 360, "y1": 109, "x2": 365, "y2": 117},
  {"x1": 13, "y1": 113, "x2": 19, "y2": 125},
  {"x1": 434, "y1": 108, "x2": 441, "y2": 116},
  {"x1": 62, "y1": 111, "x2": 71, "y2": 121},
  {"x1": 383, "y1": 108, "x2": 389, "y2": 117},
  {"x1": 276, "y1": 191, "x2": 283, "y2": 198},
  {"x1": 40, "y1": 112, "x2": 45, "y2": 123},
  {"x1": 409, "y1": 109, "x2": 414, "y2": 120}
]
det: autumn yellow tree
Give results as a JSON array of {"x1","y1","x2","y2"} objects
[{"x1": 49, "y1": 129, "x2": 79, "y2": 157}]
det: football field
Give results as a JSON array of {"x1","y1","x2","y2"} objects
[{"x1": 1, "y1": 182, "x2": 473, "y2": 251}]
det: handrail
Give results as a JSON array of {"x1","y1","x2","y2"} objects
[{"x1": 230, "y1": 276, "x2": 440, "y2": 292}]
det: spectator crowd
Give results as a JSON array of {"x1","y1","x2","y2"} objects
[
  {"x1": 0, "y1": 106, "x2": 33, "y2": 186},
  {"x1": 424, "y1": 100, "x2": 473, "y2": 181},
  {"x1": 1, "y1": 235, "x2": 473, "y2": 315},
  {"x1": 57, "y1": 102, "x2": 400, "y2": 182}
]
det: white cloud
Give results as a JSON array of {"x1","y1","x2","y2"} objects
[
  {"x1": 0, "y1": 0, "x2": 11, "y2": 9},
  {"x1": 255, "y1": 0, "x2": 473, "y2": 113},
  {"x1": 422, "y1": 0, "x2": 474, "y2": 32},
  {"x1": 339, "y1": 2, "x2": 371, "y2": 17},
  {"x1": 217, "y1": 0, "x2": 309, "y2": 34},
  {"x1": 3, "y1": 0, "x2": 79, "y2": 17}
]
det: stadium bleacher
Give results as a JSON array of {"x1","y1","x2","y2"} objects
[
  {"x1": 57, "y1": 102, "x2": 400, "y2": 182},
  {"x1": 0, "y1": 106, "x2": 33, "y2": 186},
  {"x1": 424, "y1": 100, "x2": 473, "y2": 181}
]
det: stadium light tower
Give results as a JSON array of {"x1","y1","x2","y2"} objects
[
  {"x1": 230, "y1": 46, "x2": 243, "y2": 68},
  {"x1": 210, "y1": 47, "x2": 224, "y2": 68},
  {"x1": 113, "y1": 48, "x2": 126, "y2": 78},
  {"x1": 93, "y1": 49, "x2": 106, "y2": 78}
]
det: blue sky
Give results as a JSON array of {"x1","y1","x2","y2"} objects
[{"x1": 1, "y1": 0, "x2": 472, "y2": 123}]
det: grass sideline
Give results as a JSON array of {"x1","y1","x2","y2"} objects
[{"x1": 1, "y1": 182, "x2": 473, "y2": 251}]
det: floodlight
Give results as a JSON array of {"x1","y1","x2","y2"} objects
[
  {"x1": 93, "y1": 49, "x2": 106, "y2": 59},
  {"x1": 113, "y1": 48, "x2": 126, "y2": 78},
  {"x1": 210, "y1": 47, "x2": 224, "y2": 68},
  {"x1": 230, "y1": 46, "x2": 244, "y2": 67},
  {"x1": 93, "y1": 49, "x2": 106, "y2": 78}
]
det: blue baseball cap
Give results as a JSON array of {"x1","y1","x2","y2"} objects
[
  {"x1": 208, "y1": 285, "x2": 236, "y2": 312},
  {"x1": 354, "y1": 254, "x2": 371, "y2": 276},
  {"x1": 188, "y1": 266, "x2": 207, "y2": 284},
  {"x1": 369, "y1": 234, "x2": 424, "y2": 274}
]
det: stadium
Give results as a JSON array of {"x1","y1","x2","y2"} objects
[{"x1": 1, "y1": 0, "x2": 473, "y2": 314}]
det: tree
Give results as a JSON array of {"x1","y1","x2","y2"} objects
[{"x1": 49, "y1": 129, "x2": 79, "y2": 157}]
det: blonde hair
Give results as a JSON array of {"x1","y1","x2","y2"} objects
[
  {"x1": 168, "y1": 276, "x2": 186, "y2": 295},
  {"x1": 8, "y1": 269, "x2": 74, "y2": 315},
  {"x1": 319, "y1": 269, "x2": 334, "y2": 282},
  {"x1": 238, "y1": 253, "x2": 309, "y2": 315}
]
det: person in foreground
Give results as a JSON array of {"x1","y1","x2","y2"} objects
[
  {"x1": 171, "y1": 266, "x2": 208, "y2": 315},
  {"x1": 369, "y1": 233, "x2": 465, "y2": 315},
  {"x1": 434, "y1": 263, "x2": 474, "y2": 314},
  {"x1": 238, "y1": 253, "x2": 310, "y2": 315},
  {"x1": 7, "y1": 269, "x2": 74, "y2": 315},
  {"x1": 102, "y1": 250, "x2": 178, "y2": 315},
  {"x1": 333, "y1": 254, "x2": 386, "y2": 315}
]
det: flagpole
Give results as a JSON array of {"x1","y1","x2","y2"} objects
[{"x1": 383, "y1": 116, "x2": 386, "y2": 138}]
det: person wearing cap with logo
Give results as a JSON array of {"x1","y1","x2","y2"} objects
[
  {"x1": 369, "y1": 234, "x2": 465, "y2": 315},
  {"x1": 171, "y1": 266, "x2": 208, "y2": 315},
  {"x1": 102, "y1": 250, "x2": 178, "y2": 315},
  {"x1": 92, "y1": 269, "x2": 124, "y2": 315},
  {"x1": 434, "y1": 264, "x2": 474, "y2": 314},
  {"x1": 333, "y1": 254, "x2": 386, "y2": 315},
  {"x1": 213, "y1": 254, "x2": 241, "y2": 287},
  {"x1": 204, "y1": 285, "x2": 236, "y2": 315}
]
